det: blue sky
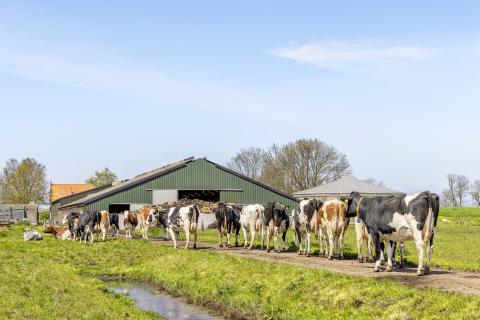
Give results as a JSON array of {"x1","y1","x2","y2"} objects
[{"x1": 0, "y1": 1, "x2": 479, "y2": 194}]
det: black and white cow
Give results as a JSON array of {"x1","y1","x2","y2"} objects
[
  {"x1": 62, "y1": 212, "x2": 81, "y2": 240},
  {"x1": 344, "y1": 191, "x2": 440, "y2": 275},
  {"x1": 214, "y1": 203, "x2": 241, "y2": 248},
  {"x1": 109, "y1": 213, "x2": 120, "y2": 237},
  {"x1": 166, "y1": 205, "x2": 201, "y2": 249},
  {"x1": 77, "y1": 211, "x2": 101, "y2": 243},
  {"x1": 263, "y1": 202, "x2": 290, "y2": 253},
  {"x1": 240, "y1": 204, "x2": 265, "y2": 250},
  {"x1": 291, "y1": 199, "x2": 323, "y2": 257}
]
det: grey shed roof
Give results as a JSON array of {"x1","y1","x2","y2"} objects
[
  {"x1": 61, "y1": 157, "x2": 194, "y2": 208},
  {"x1": 292, "y1": 176, "x2": 403, "y2": 197}
]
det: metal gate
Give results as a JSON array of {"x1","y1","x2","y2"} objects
[{"x1": 0, "y1": 205, "x2": 26, "y2": 222}]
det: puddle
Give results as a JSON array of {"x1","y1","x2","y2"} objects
[{"x1": 107, "y1": 280, "x2": 224, "y2": 320}]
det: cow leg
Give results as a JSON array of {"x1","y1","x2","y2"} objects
[
  {"x1": 339, "y1": 234, "x2": 345, "y2": 259},
  {"x1": 273, "y1": 226, "x2": 279, "y2": 252},
  {"x1": 425, "y1": 235, "x2": 434, "y2": 273},
  {"x1": 242, "y1": 226, "x2": 248, "y2": 249},
  {"x1": 249, "y1": 228, "x2": 255, "y2": 250},
  {"x1": 101, "y1": 225, "x2": 106, "y2": 241},
  {"x1": 327, "y1": 227, "x2": 334, "y2": 260},
  {"x1": 385, "y1": 241, "x2": 394, "y2": 272},
  {"x1": 184, "y1": 224, "x2": 190, "y2": 249},
  {"x1": 399, "y1": 241, "x2": 405, "y2": 268},
  {"x1": 380, "y1": 242, "x2": 385, "y2": 265},
  {"x1": 266, "y1": 226, "x2": 271, "y2": 253},
  {"x1": 169, "y1": 227, "x2": 177, "y2": 249},
  {"x1": 306, "y1": 231, "x2": 311, "y2": 257},
  {"x1": 281, "y1": 231, "x2": 287, "y2": 252},
  {"x1": 217, "y1": 226, "x2": 223, "y2": 247},
  {"x1": 144, "y1": 226, "x2": 149, "y2": 240},
  {"x1": 295, "y1": 225, "x2": 303, "y2": 255},
  {"x1": 371, "y1": 233, "x2": 382, "y2": 272},
  {"x1": 234, "y1": 226, "x2": 240, "y2": 247},
  {"x1": 226, "y1": 222, "x2": 231, "y2": 248}
]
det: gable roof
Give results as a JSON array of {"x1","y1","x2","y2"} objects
[
  {"x1": 292, "y1": 176, "x2": 403, "y2": 197},
  {"x1": 61, "y1": 157, "x2": 194, "y2": 208},
  {"x1": 50, "y1": 184, "x2": 95, "y2": 203},
  {"x1": 51, "y1": 184, "x2": 113, "y2": 205},
  {"x1": 60, "y1": 157, "x2": 298, "y2": 209}
]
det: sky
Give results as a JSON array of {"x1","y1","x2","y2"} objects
[{"x1": 0, "y1": 1, "x2": 479, "y2": 195}]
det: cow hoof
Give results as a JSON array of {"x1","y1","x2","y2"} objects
[
  {"x1": 399, "y1": 264, "x2": 405, "y2": 269},
  {"x1": 306, "y1": 252, "x2": 311, "y2": 257},
  {"x1": 358, "y1": 258, "x2": 363, "y2": 263},
  {"x1": 338, "y1": 256, "x2": 344, "y2": 260},
  {"x1": 219, "y1": 244, "x2": 223, "y2": 248},
  {"x1": 298, "y1": 251, "x2": 303, "y2": 256},
  {"x1": 248, "y1": 247, "x2": 253, "y2": 250},
  {"x1": 243, "y1": 246, "x2": 248, "y2": 249},
  {"x1": 234, "y1": 243, "x2": 239, "y2": 247},
  {"x1": 193, "y1": 245, "x2": 197, "y2": 249},
  {"x1": 266, "y1": 249, "x2": 270, "y2": 253},
  {"x1": 328, "y1": 256, "x2": 333, "y2": 260},
  {"x1": 374, "y1": 268, "x2": 380, "y2": 272},
  {"x1": 227, "y1": 244, "x2": 232, "y2": 248},
  {"x1": 386, "y1": 266, "x2": 393, "y2": 272},
  {"x1": 417, "y1": 271, "x2": 425, "y2": 276}
]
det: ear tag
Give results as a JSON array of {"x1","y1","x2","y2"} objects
[{"x1": 356, "y1": 217, "x2": 361, "y2": 224}]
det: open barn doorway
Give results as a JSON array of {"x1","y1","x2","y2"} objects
[
  {"x1": 109, "y1": 204, "x2": 130, "y2": 214},
  {"x1": 178, "y1": 190, "x2": 220, "y2": 202}
]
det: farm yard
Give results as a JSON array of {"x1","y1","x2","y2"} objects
[{"x1": 2, "y1": 206, "x2": 480, "y2": 319}]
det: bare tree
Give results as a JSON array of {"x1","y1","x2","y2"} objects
[
  {"x1": 226, "y1": 147, "x2": 268, "y2": 180},
  {"x1": 260, "y1": 139, "x2": 352, "y2": 193},
  {"x1": 86, "y1": 168, "x2": 118, "y2": 187},
  {"x1": 441, "y1": 174, "x2": 470, "y2": 207},
  {"x1": 0, "y1": 158, "x2": 48, "y2": 204},
  {"x1": 364, "y1": 177, "x2": 386, "y2": 188},
  {"x1": 470, "y1": 180, "x2": 480, "y2": 207}
]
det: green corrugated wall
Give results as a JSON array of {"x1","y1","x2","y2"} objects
[{"x1": 86, "y1": 159, "x2": 298, "y2": 211}]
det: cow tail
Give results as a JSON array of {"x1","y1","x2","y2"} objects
[{"x1": 425, "y1": 192, "x2": 434, "y2": 238}]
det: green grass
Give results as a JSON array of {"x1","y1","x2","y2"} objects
[
  {"x1": 195, "y1": 207, "x2": 480, "y2": 272},
  {"x1": 2, "y1": 223, "x2": 480, "y2": 319}
]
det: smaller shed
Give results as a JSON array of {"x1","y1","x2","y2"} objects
[{"x1": 292, "y1": 176, "x2": 404, "y2": 201}]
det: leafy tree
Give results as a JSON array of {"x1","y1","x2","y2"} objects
[
  {"x1": 86, "y1": 168, "x2": 118, "y2": 187},
  {"x1": 0, "y1": 158, "x2": 48, "y2": 204}
]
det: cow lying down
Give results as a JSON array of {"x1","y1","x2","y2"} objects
[
  {"x1": 43, "y1": 225, "x2": 72, "y2": 240},
  {"x1": 23, "y1": 228, "x2": 43, "y2": 241}
]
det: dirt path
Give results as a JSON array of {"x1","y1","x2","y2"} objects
[{"x1": 149, "y1": 239, "x2": 480, "y2": 297}]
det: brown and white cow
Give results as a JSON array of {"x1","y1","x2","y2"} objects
[
  {"x1": 43, "y1": 225, "x2": 72, "y2": 240},
  {"x1": 317, "y1": 199, "x2": 349, "y2": 260},
  {"x1": 136, "y1": 206, "x2": 156, "y2": 240},
  {"x1": 124, "y1": 210, "x2": 138, "y2": 239},
  {"x1": 96, "y1": 210, "x2": 110, "y2": 241}
]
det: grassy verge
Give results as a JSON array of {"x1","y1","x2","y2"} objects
[
  {"x1": 2, "y1": 224, "x2": 480, "y2": 319},
  {"x1": 192, "y1": 207, "x2": 480, "y2": 272}
]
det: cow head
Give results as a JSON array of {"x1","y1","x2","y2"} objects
[
  {"x1": 43, "y1": 225, "x2": 55, "y2": 233},
  {"x1": 343, "y1": 191, "x2": 361, "y2": 218},
  {"x1": 146, "y1": 208, "x2": 158, "y2": 225}
]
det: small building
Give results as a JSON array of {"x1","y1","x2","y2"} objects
[
  {"x1": 292, "y1": 175, "x2": 404, "y2": 201},
  {"x1": 50, "y1": 184, "x2": 112, "y2": 223},
  {"x1": 59, "y1": 157, "x2": 298, "y2": 218},
  {"x1": 50, "y1": 183, "x2": 96, "y2": 203},
  {"x1": 0, "y1": 204, "x2": 38, "y2": 225}
]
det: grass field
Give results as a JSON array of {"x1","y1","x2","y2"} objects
[
  {"x1": 191, "y1": 207, "x2": 480, "y2": 272},
  {"x1": 2, "y1": 220, "x2": 480, "y2": 319}
]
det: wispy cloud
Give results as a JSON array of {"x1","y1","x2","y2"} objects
[{"x1": 271, "y1": 40, "x2": 434, "y2": 70}]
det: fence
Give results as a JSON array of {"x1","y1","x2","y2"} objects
[{"x1": 0, "y1": 204, "x2": 39, "y2": 225}]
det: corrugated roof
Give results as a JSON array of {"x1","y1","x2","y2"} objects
[
  {"x1": 292, "y1": 176, "x2": 403, "y2": 196},
  {"x1": 60, "y1": 157, "x2": 194, "y2": 208},
  {"x1": 60, "y1": 156, "x2": 298, "y2": 209},
  {"x1": 50, "y1": 184, "x2": 95, "y2": 203}
]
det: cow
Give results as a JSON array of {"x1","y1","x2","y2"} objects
[
  {"x1": 149, "y1": 208, "x2": 172, "y2": 239},
  {"x1": 62, "y1": 212, "x2": 81, "y2": 240},
  {"x1": 77, "y1": 211, "x2": 101, "y2": 243},
  {"x1": 43, "y1": 225, "x2": 71, "y2": 240},
  {"x1": 240, "y1": 204, "x2": 265, "y2": 250},
  {"x1": 23, "y1": 228, "x2": 43, "y2": 241},
  {"x1": 109, "y1": 213, "x2": 120, "y2": 237},
  {"x1": 166, "y1": 205, "x2": 201, "y2": 249},
  {"x1": 263, "y1": 202, "x2": 290, "y2": 253},
  {"x1": 344, "y1": 191, "x2": 440, "y2": 275},
  {"x1": 214, "y1": 203, "x2": 241, "y2": 248},
  {"x1": 97, "y1": 210, "x2": 110, "y2": 241},
  {"x1": 317, "y1": 199, "x2": 349, "y2": 260},
  {"x1": 354, "y1": 217, "x2": 374, "y2": 262},
  {"x1": 136, "y1": 206, "x2": 157, "y2": 240},
  {"x1": 124, "y1": 211, "x2": 138, "y2": 239},
  {"x1": 291, "y1": 199, "x2": 323, "y2": 257}
]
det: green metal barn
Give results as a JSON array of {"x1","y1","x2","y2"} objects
[{"x1": 59, "y1": 157, "x2": 298, "y2": 216}]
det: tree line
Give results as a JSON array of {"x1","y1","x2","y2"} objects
[{"x1": 442, "y1": 174, "x2": 480, "y2": 207}]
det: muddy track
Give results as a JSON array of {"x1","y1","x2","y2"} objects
[{"x1": 146, "y1": 238, "x2": 480, "y2": 297}]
